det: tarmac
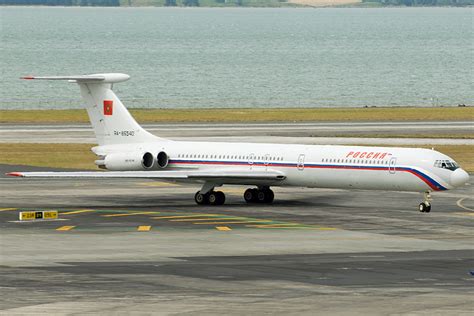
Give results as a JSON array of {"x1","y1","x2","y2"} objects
[
  {"x1": 1, "y1": 163, "x2": 473, "y2": 315},
  {"x1": 1, "y1": 121, "x2": 473, "y2": 144}
]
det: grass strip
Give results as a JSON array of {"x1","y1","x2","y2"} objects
[
  {"x1": 0, "y1": 143, "x2": 97, "y2": 170},
  {"x1": 0, "y1": 107, "x2": 472, "y2": 124},
  {"x1": 1, "y1": 143, "x2": 472, "y2": 172}
]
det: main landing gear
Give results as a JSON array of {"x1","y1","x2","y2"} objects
[
  {"x1": 194, "y1": 190, "x2": 226, "y2": 206},
  {"x1": 244, "y1": 187, "x2": 274, "y2": 204},
  {"x1": 194, "y1": 186, "x2": 275, "y2": 206},
  {"x1": 419, "y1": 191, "x2": 432, "y2": 213}
]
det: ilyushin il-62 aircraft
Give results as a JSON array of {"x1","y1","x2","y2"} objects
[{"x1": 8, "y1": 73, "x2": 469, "y2": 213}]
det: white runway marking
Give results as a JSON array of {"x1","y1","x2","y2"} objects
[{"x1": 456, "y1": 197, "x2": 474, "y2": 212}]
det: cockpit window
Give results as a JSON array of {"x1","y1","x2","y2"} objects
[{"x1": 434, "y1": 159, "x2": 459, "y2": 171}]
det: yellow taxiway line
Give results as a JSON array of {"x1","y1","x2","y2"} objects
[
  {"x1": 56, "y1": 225, "x2": 75, "y2": 231},
  {"x1": 137, "y1": 226, "x2": 152, "y2": 231},
  {"x1": 61, "y1": 209, "x2": 95, "y2": 215},
  {"x1": 216, "y1": 226, "x2": 232, "y2": 231},
  {"x1": 246, "y1": 223, "x2": 302, "y2": 227},
  {"x1": 0, "y1": 208, "x2": 17, "y2": 212},
  {"x1": 102, "y1": 212, "x2": 160, "y2": 217},
  {"x1": 137, "y1": 182, "x2": 180, "y2": 187},
  {"x1": 454, "y1": 212, "x2": 474, "y2": 217},
  {"x1": 151, "y1": 214, "x2": 218, "y2": 220},
  {"x1": 246, "y1": 224, "x2": 337, "y2": 230},
  {"x1": 170, "y1": 217, "x2": 244, "y2": 222},
  {"x1": 193, "y1": 220, "x2": 274, "y2": 225}
]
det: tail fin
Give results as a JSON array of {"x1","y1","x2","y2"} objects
[{"x1": 22, "y1": 73, "x2": 160, "y2": 146}]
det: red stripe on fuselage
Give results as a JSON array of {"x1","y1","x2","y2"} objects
[{"x1": 170, "y1": 160, "x2": 444, "y2": 191}]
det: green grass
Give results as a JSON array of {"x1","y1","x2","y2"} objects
[
  {"x1": 1, "y1": 107, "x2": 472, "y2": 124},
  {"x1": 1, "y1": 143, "x2": 472, "y2": 172},
  {"x1": 0, "y1": 144, "x2": 98, "y2": 170}
]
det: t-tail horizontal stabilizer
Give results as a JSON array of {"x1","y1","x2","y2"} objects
[
  {"x1": 21, "y1": 73, "x2": 161, "y2": 146},
  {"x1": 21, "y1": 73, "x2": 130, "y2": 83}
]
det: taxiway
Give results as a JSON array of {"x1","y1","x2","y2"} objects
[
  {"x1": 1, "y1": 121, "x2": 473, "y2": 144},
  {"x1": 0, "y1": 164, "x2": 473, "y2": 315}
]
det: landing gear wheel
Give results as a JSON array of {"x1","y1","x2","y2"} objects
[
  {"x1": 419, "y1": 191, "x2": 432, "y2": 213},
  {"x1": 244, "y1": 188, "x2": 274, "y2": 204},
  {"x1": 419, "y1": 201, "x2": 431, "y2": 213},
  {"x1": 208, "y1": 191, "x2": 226, "y2": 206},
  {"x1": 263, "y1": 188, "x2": 274, "y2": 203},
  {"x1": 244, "y1": 188, "x2": 258, "y2": 203},
  {"x1": 194, "y1": 191, "x2": 209, "y2": 205},
  {"x1": 216, "y1": 191, "x2": 226, "y2": 205},
  {"x1": 257, "y1": 190, "x2": 267, "y2": 203}
]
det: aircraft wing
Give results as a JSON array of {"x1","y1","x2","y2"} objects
[{"x1": 7, "y1": 169, "x2": 286, "y2": 185}]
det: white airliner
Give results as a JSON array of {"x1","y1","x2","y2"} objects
[{"x1": 8, "y1": 73, "x2": 469, "y2": 213}]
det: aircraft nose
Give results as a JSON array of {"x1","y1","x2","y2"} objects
[{"x1": 451, "y1": 168, "x2": 470, "y2": 187}]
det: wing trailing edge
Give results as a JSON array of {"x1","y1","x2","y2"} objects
[{"x1": 6, "y1": 169, "x2": 286, "y2": 184}]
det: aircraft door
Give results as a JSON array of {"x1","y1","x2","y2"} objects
[
  {"x1": 264, "y1": 154, "x2": 270, "y2": 171},
  {"x1": 389, "y1": 157, "x2": 397, "y2": 174},
  {"x1": 297, "y1": 154, "x2": 305, "y2": 171},
  {"x1": 248, "y1": 153, "x2": 255, "y2": 170}
]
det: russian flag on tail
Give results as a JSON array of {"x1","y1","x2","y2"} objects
[{"x1": 103, "y1": 100, "x2": 113, "y2": 116}]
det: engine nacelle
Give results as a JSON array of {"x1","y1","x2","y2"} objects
[
  {"x1": 96, "y1": 152, "x2": 155, "y2": 171},
  {"x1": 157, "y1": 151, "x2": 169, "y2": 169}
]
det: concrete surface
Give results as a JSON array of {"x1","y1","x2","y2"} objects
[
  {"x1": 0, "y1": 164, "x2": 473, "y2": 315},
  {"x1": 1, "y1": 121, "x2": 473, "y2": 144}
]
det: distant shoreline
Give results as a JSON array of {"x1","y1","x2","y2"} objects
[{"x1": 1, "y1": 2, "x2": 472, "y2": 7}]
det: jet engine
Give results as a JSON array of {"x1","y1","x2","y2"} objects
[
  {"x1": 96, "y1": 152, "x2": 155, "y2": 171},
  {"x1": 157, "y1": 151, "x2": 169, "y2": 169}
]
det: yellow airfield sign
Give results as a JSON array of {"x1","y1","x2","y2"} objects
[{"x1": 19, "y1": 210, "x2": 58, "y2": 221}]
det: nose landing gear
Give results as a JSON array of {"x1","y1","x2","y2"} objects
[{"x1": 419, "y1": 191, "x2": 432, "y2": 213}]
